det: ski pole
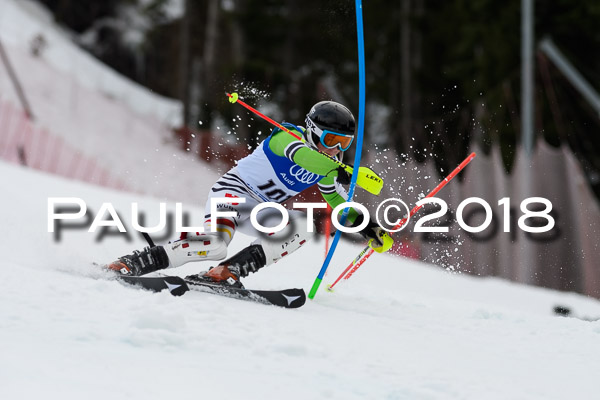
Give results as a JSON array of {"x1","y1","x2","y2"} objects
[
  {"x1": 141, "y1": 232, "x2": 155, "y2": 247},
  {"x1": 226, "y1": 92, "x2": 302, "y2": 140},
  {"x1": 327, "y1": 152, "x2": 477, "y2": 291}
]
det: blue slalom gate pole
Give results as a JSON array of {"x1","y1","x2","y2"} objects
[{"x1": 308, "y1": 0, "x2": 366, "y2": 299}]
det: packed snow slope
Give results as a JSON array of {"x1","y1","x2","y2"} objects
[{"x1": 1, "y1": 160, "x2": 600, "y2": 400}]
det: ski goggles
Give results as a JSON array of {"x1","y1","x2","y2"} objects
[
  {"x1": 306, "y1": 119, "x2": 355, "y2": 151},
  {"x1": 320, "y1": 130, "x2": 354, "y2": 151}
]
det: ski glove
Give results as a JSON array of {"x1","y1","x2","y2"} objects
[
  {"x1": 336, "y1": 165, "x2": 352, "y2": 185},
  {"x1": 352, "y1": 215, "x2": 394, "y2": 253}
]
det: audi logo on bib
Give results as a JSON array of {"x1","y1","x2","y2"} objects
[{"x1": 289, "y1": 165, "x2": 319, "y2": 184}]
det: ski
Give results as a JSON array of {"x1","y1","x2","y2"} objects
[
  {"x1": 119, "y1": 275, "x2": 306, "y2": 309},
  {"x1": 120, "y1": 275, "x2": 190, "y2": 296}
]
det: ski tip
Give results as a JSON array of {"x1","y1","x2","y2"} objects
[{"x1": 280, "y1": 288, "x2": 307, "y2": 308}]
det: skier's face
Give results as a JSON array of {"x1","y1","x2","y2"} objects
[{"x1": 317, "y1": 142, "x2": 341, "y2": 157}]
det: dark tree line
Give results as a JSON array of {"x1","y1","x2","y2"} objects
[{"x1": 37, "y1": 0, "x2": 600, "y2": 196}]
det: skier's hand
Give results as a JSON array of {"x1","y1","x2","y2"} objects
[
  {"x1": 353, "y1": 216, "x2": 394, "y2": 253},
  {"x1": 336, "y1": 165, "x2": 352, "y2": 185}
]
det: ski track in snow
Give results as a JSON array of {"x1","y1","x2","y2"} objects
[{"x1": 2, "y1": 161, "x2": 600, "y2": 400}]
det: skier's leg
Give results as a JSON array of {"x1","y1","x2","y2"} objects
[
  {"x1": 162, "y1": 234, "x2": 229, "y2": 267},
  {"x1": 189, "y1": 209, "x2": 314, "y2": 285},
  {"x1": 106, "y1": 170, "x2": 257, "y2": 276},
  {"x1": 106, "y1": 231, "x2": 232, "y2": 276},
  {"x1": 107, "y1": 215, "x2": 237, "y2": 276},
  {"x1": 162, "y1": 183, "x2": 259, "y2": 268}
]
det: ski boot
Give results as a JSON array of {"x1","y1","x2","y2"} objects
[
  {"x1": 185, "y1": 244, "x2": 267, "y2": 288},
  {"x1": 106, "y1": 246, "x2": 169, "y2": 276}
]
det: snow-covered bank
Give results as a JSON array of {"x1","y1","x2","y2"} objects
[
  {"x1": 0, "y1": 0, "x2": 221, "y2": 203},
  {"x1": 0, "y1": 0, "x2": 181, "y2": 126},
  {"x1": 1, "y1": 160, "x2": 600, "y2": 400}
]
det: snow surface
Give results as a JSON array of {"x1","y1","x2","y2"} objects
[{"x1": 2, "y1": 160, "x2": 600, "y2": 400}]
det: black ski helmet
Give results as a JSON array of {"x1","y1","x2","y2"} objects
[{"x1": 304, "y1": 101, "x2": 356, "y2": 150}]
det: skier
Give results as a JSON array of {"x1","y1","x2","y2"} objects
[{"x1": 106, "y1": 101, "x2": 393, "y2": 287}]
